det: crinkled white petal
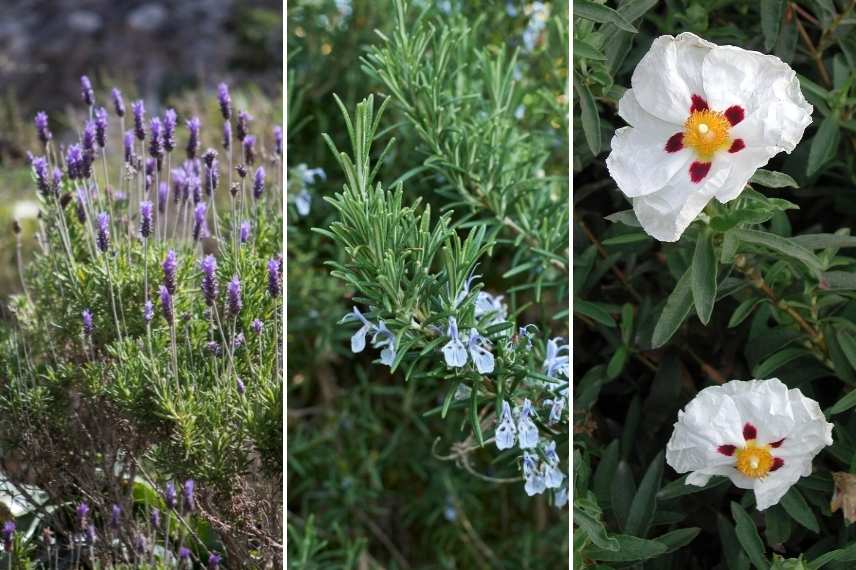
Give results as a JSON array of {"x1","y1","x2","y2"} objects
[
  {"x1": 606, "y1": 125, "x2": 692, "y2": 198},
  {"x1": 714, "y1": 147, "x2": 772, "y2": 203},
  {"x1": 632, "y1": 161, "x2": 731, "y2": 242},
  {"x1": 631, "y1": 33, "x2": 716, "y2": 124},
  {"x1": 753, "y1": 462, "x2": 803, "y2": 510}
]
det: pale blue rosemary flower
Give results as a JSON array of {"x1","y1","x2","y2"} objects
[
  {"x1": 522, "y1": 451, "x2": 546, "y2": 496},
  {"x1": 452, "y1": 266, "x2": 481, "y2": 308},
  {"x1": 546, "y1": 396, "x2": 565, "y2": 425},
  {"x1": 516, "y1": 399, "x2": 539, "y2": 449},
  {"x1": 494, "y1": 400, "x2": 516, "y2": 450},
  {"x1": 466, "y1": 329, "x2": 494, "y2": 374},
  {"x1": 542, "y1": 440, "x2": 565, "y2": 489},
  {"x1": 373, "y1": 321, "x2": 396, "y2": 367},
  {"x1": 554, "y1": 486, "x2": 568, "y2": 509},
  {"x1": 441, "y1": 317, "x2": 467, "y2": 368},
  {"x1": 342, "y1": 307, "x2": 396, "y2": 367},
  {"x1": 543, "y1": 337, "x2": 569, "y2": 378},
  {"x1": 474, "y1": 292, "x2": 507, "y2": 327}
]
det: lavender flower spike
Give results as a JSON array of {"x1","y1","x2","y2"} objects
[
  {"x1": 227, "y1": 276, "x2": 242, "y2": 317},
  {"x1": 267, "y1": 258, "x2": 281, "y2": 298},
  {"x1": 237, "y1": 377, "x2": 245, "y2": 395},
  {"x1": 2, "y1": 520, "x2": 15, "y2": 551},
  {"x1": 132, "y1": 100, "x2": 146, "y2": 141},
  {"x1": 32, "y1": 156, "x2": 51, "y2": 197},
  {"x1": 239, "y1": 221, "x2": 251, "y2": 244},
  {"x1": 165, "y1": 482, "x2": 177, "y2": 509},
  {"x1": 158, "y1": 181, "x2": 168, "y2": 214},
  {"x1": 253, "y1": 166, "x2": 265, "y2": 200},
  {"x1": 236, "y1": 110, "x2": 252, "y2": 141},
  {"x1": 76, "y1": 189, "x2": 87, "y2": 223},
  {"x1": 96, "y1": 212, "x2": 110, "y2": 253},
  {"x1": 124, "y1": 130, "x2": 134, "y2": 163},
  {"x1": 76, "y1": 501, "x2": 90, "y2": 526},
  {"x1": 149, "y1": 117, "x2": 163, "y2": 159},
  {"x1": 150, "y1": 508, "x2": 160, "y2": 529},
  {"x1": 140, "y1": 200, "x2": 153, "y2": 239},
  {"x1": 243, "y1": 135, "x2": 256, "y2": 165},
  {"x1": 66, "y1": 144, "x2": 84, "y2": 180},
  {"x1": 223, "y1": 121, "x2": 231, "y2": 151},
  {"x1": 251, "y1": 319, "x2": 263, "y2": 334},
  {"x1": 159, "y1": 285, "x2": 173, "y2": 324},
  {"x1": 162, "y1": 250, "x2": 177, "y2": 294},
  {"x1": 186, "y1": 117, "x2": 201, "y2": 159},
  {"x1": 110, "y1": 504, "x2": 121, "y2": 530},
  {"x1": 80, "y1": 75, "x2": 94, "y2": 106},
  {"x1": 193, "y1": 203, "x2": 208, "y2": 241},
  {"x1": 94, "y1": 107, "x2": 108, "y2": 148},
  {"x1": 111, "y1": 87, "x2": 125, "y2": 117},
  {"x1": 208, "y1": 552, "x2": 222, "y2": 569},
  {"x1": 35, "y1": 111, "x2": 52, "y2": 145},
  {"x1": 200, "y1": 255, "x2": 218, "y2": 306},
  {"x1": 217, "y1": 83, "x2": 231, "y2": 120},
  {"x1": 82, "y1": 309, "x2": 93, "y2": 337},
  {"x1": 163, "y1": 109, "x2": 177, "y2": 152},
  {"x1": 183, "y1": 479, "x2": 195, "y2": 511},
  {"x1": 274, "y1": 126, "x2": 282, "y2": 156},
  {"x1": 144, "y1": 300, "x2": 154, "y2": 323},
  {"x1": 179, "y1": 546, "x2": 191, "y2": 561}
]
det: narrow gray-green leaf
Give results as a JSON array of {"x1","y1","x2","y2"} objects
[
  {"x1": 655, "y1": 527, "x2": 701, "y2": 554},
  {"x1": 574, "y1": 0, "x2": 638, "y2": 32},
  {"x1": 624, "y1": 451, "x2": 665, "y2": 537},
  {"x1": 780, "y1": 487, "x2": 819, "y2": 533},
  {"x1": 731, "y1": 501, "x2": 769, "y2": 570},
  {"x1": 731, "y1": 229, "x2": 822, "y2": 275},
  {"x1": 761, "y1": 0, "x2": 786, "y2": 51},
  {"x1": 807, "y1": 117, "x2": 840, "y2": 177},
  {"x1": 585, "y1": 535, "x2": 667, "y2": 562},
  {"x1": 692, "y1": 230, "x2": 718, "y2": 325},
  {"x1": 575, "y1": 78, "x2": 601, "y2": 155},
  {"x1": 573, "y1": 506, "x2": 619, "y2": 551},
  {"x1": 750, "y1": 168, "x2": 798, "y2": 188},
  {"x1": 652, "y1": 267, "x2": 693, "y2": 348}
]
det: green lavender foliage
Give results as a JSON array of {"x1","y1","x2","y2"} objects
[
  {"x1": 0, "y1": 82, "x2": 283, "y2": 567},
  {"x1": 574, "y1": 0, "x2": 856, "y2": 567},
  {"x1": 288, "y1": 0, "x2": 569, "y2": 567}
]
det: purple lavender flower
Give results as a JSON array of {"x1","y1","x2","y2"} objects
[
  {"x1": 178, "y1": 546, "x2": 191, "y2": 561},
  {"x1": 183, "y1": 479, "x2": 195, "y2": 511},
  {"x1": 165, "y1": 482, "x2": 177, "y2": 509},
  {"x1": 133, "y1": 534, "x2": 146, "y2": 554},
  {"x1": 95, "y1": 107, "x2": 108, "y2": 148},
  {"x1": 267, "y1": 259, "x2": 281, "y2": 298},
  {"x1": 124, "y1": 130, "x2": 134, "y2": 163},
  {"x1": 239, "y1": 221, "x2": 251, "y2": 244},
  {"x1": 35, "y1": 111, "x2": 52, "y2": 145},
  {"x1": 186, "y1": 117, "x2": 200, "y2": 159},
  {"x1": 150, "y1": 508, "x2": 160, "y2": 529},
  {"x1": 208, "y1": 552, "x2": 222, "y2": 569},
  {"x1": 132, "y1": 100, "x2": 146, "y2": 140},
  {"x1": 76, "y1": 189, "x2": 87, "y2": 223},
  {"x1": 236, "y1": 163, "x2": 247, "y2": 179},
  {"x1": 200, "y1": 255, "x2": 218, "y2": 306},
  {"x1": 207, "y1": 341, "x2": 222, "y2": 356},
  {"x1": 146, "y1": 157, "x2": 156, "y2": 178},
  {"x1": 191, "y1": 175, "x2": 202, "y2": 204},
  {"x1": 251, "y1": 319, "x2": 263, "y2": 334},
  {"x1": 172, "y1": 169, "x2": 187, "y2": 204},
  {"x1": 110, "y1": 504, "x2": 121, "y2": 530},
  {"x1": 85, "y1": 524, "x2": 96, "y2": 544},
  {"x1": 77, "y1": 502, "x2": 90, "y2": 526},
  {"x1": 227, "y1": 276, "x2": 242, "y2": 317},
  {"x1": 233, "y1": 332, "x2": 245, "y2": 349},
  {"x1": 274, "y1": 126, "x2": 282, "y2": 156},
  {"x1": 163, "y1": 250, "x2": 177, "y2": 294},
  {"x1": 163, "y1": 109, "x2": 177, "y2": 152},
  {"x1": 223, "y1": 121, "x2": 231, "y2": 151},
  {"x1": 206, "y1": 160, "x2": 219, "y2": 195},
  {"x1": 193, "y1": 203, "x2": 208, "y2": 241},
  {"x1": 111, "y1": 87, "x2": 125, "y2": 117},
  {"x1": 52, "y1": 167, "x2": 63, "y2": 195},
  {"x1": 243, "y1": 135, "x2": 256, "y2": 165},
  {"x1": 96, "y1": 212, "x2": 110, "y2": 253},
  {"x1": 2, "y1": 520, "x2": 14, "y2": 551},
  {"x1": 66, "y1": 144, "x2": 84, "y2": 180},
  {"x1": 80, "y1": 75, "x2": 94, "y2": 106},
  {"x1": 140, "y1": 200, "x2": 153, "y2": 238},
  {"x1": 32, "y1": 156, "x2": 51, "y2": 197},
  {"x1": 149, "y1": 117, "x2": 163, "y2": 159},
  {"x1": 217, "y1": 83, "x2": 231, "y2": 120},
  {"x1": 160, "y1": 285, "x2": 173, "y2": 324},
  {"x1": 202, "y1": 148, "x2": 217, "y2": 169},
  {"x1": 253, "y1": 166, "x2": 265, "y2": 200},
  {"x1": 158, "y1": 181, "x2": 168, "y2": 214},
  {"x1": 82, "y1": 121, "x2": 96, "y2": 155},
  {"x1": 144, "y1": 300, "x2": 154, "y2": 323},
  {"x1": 236, "y1": 110, "x2": 252, "y2": 141},
  {"x1": 237, "y1": 377, "x2": 245, "y2": 395}
]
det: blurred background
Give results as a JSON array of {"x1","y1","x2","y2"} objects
[{"x1": 0, "y1": 0, "x2": 282, "y2": 300}]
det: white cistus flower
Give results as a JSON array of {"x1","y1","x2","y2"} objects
[
  {"x1": 666, "y1": 378, "x2": 832, "y2": 510},
  {"x1": 606, "y1": 33, "x2": 812, "y2": 242}
]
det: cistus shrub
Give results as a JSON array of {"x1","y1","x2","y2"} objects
[{"x1": 0, "y1": 75, "x2": 283, "y2": 567}]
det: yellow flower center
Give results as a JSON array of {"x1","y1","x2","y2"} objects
[
  {"x1": 683, "y1": 109, "x2": 732, "y2": 161},
  {"x1": 735, "y1": 440, "x2": 774, "y2": 478}
]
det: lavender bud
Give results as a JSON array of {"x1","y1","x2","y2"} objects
[
  {"x1": 274, "y1": 126, "x2": 282, "y2": 156},
  {"x1": 132, "y1": 100, "x2": 146, "y2": 141},
  {"x1": 253, "y1": 166, "x2": 265, "y2": 200},
  {"x1": 75, "y1": 189, "x2": 87, "y2": 223},
  {"x1": 230, "y1": 182, "x2": 239, "y2": 197},
  {"x1": 52, "y1": 167, "x2": 63, "y2": 195},
  {"x1": 237, "y1": 377, "x2": 245, "y2": 394},
  {"x1": 206, "y1": 161, "x2": 219, "y2": 195},
  {"x1": 242, "y1": 135, "x2": 256, "y2": 165},
  {"x1": 251, "y1": 319, "x2": 263, "y2": 334},
  {"x1": 159, "y1": 285, "x2": 173, "y2": 324},
  {"x1": 94, "y1": 107, "x2": 108, "y2": 148},
  {"x1": 207, "y1": 341, "x2": 222, "y2": 356},
  {"x1": 82, "y1": 309, "x2": 93, "y2": 337},
  {"x1": 217, "y1": 83, "x2": 231, "y2": 120},
  {"x1": 82, "y1": 121, "x2": 96, "y2": 156},
  {"x1": 193, "y1": 203, "x2": 208, "y2": 241},
  {"x1": 165, "y1": 482, "x2": 177, "y2": 509},
  {"x1": 179, "y1": 546, "x2": 191, "y2": 561},
  {"x1": 150, "y1": 508, "x2": 160, "y2": 529},
  {"x1": 172, "y1": 169, "x2": 186, "y2": 204},
  {"x1": 85, "y1": 524, "x2": 96, "y2": 544},
  {"x1": 149, "y1": 117, "x2": 163, "y2": 159},
  {"x1": 146, "y1": 157, "x2": 156, "y2": 177},
  {"x1": 32, "y1": 156, "x2": 51, "y2": 197},
  {"x1": 35, "y1": 111, "x2": 52, "y2": 145},
  {"x1": 96, "y1": 212, "x2": 110, "y2": 253},
  {"x1": 200, "y1": 255, "x2": 218, "y2": 306},
  {"x1": 186, "y1": 117, "x2": 200, "y2": 159},
  {"x1": 158, "y1": 182, "x2": 168, "y2": 214},
  {"x1": 124, "y1": 130, "x2": 134, "y2": 163},
  {"x1": 236, "y1": 110, "x2": 251, "y2": 142},
  {"x1": 144, "y1": 300, "x2": 154, "y2": 323},
  {"x1": 66, "y1": 144, "x2": 84, "y2": 180},
  {"x1": 183, "y1": 479, "x2": 195, "y2": 511},
  {"x1": 110, "y1": 504, "x2": 121, "y2": 530},
  {"x1": 233, "y1": 332, "x2": 245, "y2": 349},
  {"x1": 140, "y1": 200, "x2": 153, "y2": 238},
  {"x1": 202, "y1": 148, "x2": 217, "y2": 169},
  {"x1": 208, "y1": 552, "x2": 222, "y2": 569},
  {"x1": 80, "y1": 75, "x2": 94, "y2": 106},
  {"x1": 223, "y1": 121, "x2": 231, "y2": 151},
  {"x1": 133, "y1": 534, "x2": 146, "y2": 554},
  {"x1": 191, "y1": 176, "x2": 202, "y2": 204},
  {"x1": 267, "y1": 259, "x2": 281, "y2": 298},
  {"x1": 239, "y1": 221, "x2": 250, "y2": 244},
  {"x1": 162, "y1": 250, "x2": 177, "y2": 294},
  {"x1": 111, "y1": 88, "x2": 125, "y2": 117},
  {"x1": 2, "y1": 521, "x2": 15, "y2": 551},
  {"x1": 163, "y1": 109, "x2": 177, "y2": 152},
  {"x1": 227, "y1": 276, "x2": 242, "y2": 317},
  {"x1": 236, "y1": 164, "x2": 247, "y2": 179},
  {"x1": 76, "y1": 502, "x2": 90, "y2": 526}
]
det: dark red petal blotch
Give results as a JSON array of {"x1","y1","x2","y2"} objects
[
  {"x1": 724, "y1": 105, "x2": 745, "y2": 126},
  {"x1": 771, "y1": 457, "x2": 785, "y2": 472},
  {"x1": 690, "y1": 95, "x2": 709, "y2": 113},
  {"x1": 770, "y1": 438, "x2": 785, "y2": 448},
  {"x1": 743, "y1": 422, "x2": 757, "y2": 440},
  {"x1": 665, "y1": 132, "x2": 684, "y2": 153},
  {"x1": 689, "y1": 161, "x2": 712, "y2": 183},
  {"x1": 717, "y1": 444, "x2": 736, "y2": 456},
  {"x1": 728, "y1": 139, "x2": 746, "y2": 153}
]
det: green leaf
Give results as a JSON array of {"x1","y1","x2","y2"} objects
[
  {"x1": 780, "y1": 487, "x2": 819, "y2": 533},
  {"x1": 729, "y1": 298, "x2": 764, "y2": 328},
  {"x1": 750, "y1": 169, "x2": 799, "y2": 189},
  {"x1": 792, "y1": 233, "x2": 856, "y2": 249},
  {"x1": 760, "y1": 0, "x2": 787, "y2": 51},
  {"x1": 655, "y1": 527, "x2": 701, "y2": 554},
  {"x1": 810, "y1": 541, "x2": 856, "y2": 568},
  {"x1": 731, "y1": 229, "x2": 823, "y2": 276},
  {"x1": 601, "y1": 232, "x2": 650, "y2": 246},
  {"x1": 469, "y1": 385, "x2": 483, "y2": 447},
  {"x1": 807, "y1": 117, "x2": 840, "y2": 177},
  {"x1": 585, "y1": 535, "x2": 667, "y2": 562},
  {"x1": 575, "y1": 77, "x2": 601, "y2": 155},
  {"x1": 820, "y1": 271, "x2": 856, "y2": 291},
  {"x1": 752, "y1": 347, "x2": 812, "y2": 378},
  {"x1": 574, "y1": 38, "x2": 607, "y2": 60},
  {"x1": 657, "y1": 474, "x2": 728, "y2": 500},
  {"x1": 764, "y1": 505, "x2": 792, "y2": 546},
  {"x1": 827, "y1": 387, "x2": 856, "y2": 415},
  {"x1": 611, "y1": 461, "x2": 636, "y2": 531},
  {"x1": 593, "y1": 440, "x2": 620, "y2": 508},
  {"x1": 606, "y1": 345, "x2": 629, "y2": 379},
  {"x1": 625, "y1": 451, "x2": 664, "y2": 537},
  {"x1": 692, "y1": 230, "x2": 718, "y2": 325},
  {"x1": 837, "y1": 331, "x2": 856, "y2": 374},
  {"x1": 605, "y1": 209, "x2": 641, "y2": 227},
  {"x1": 574, "y1": 299, "x2": 616, "y2": 328},
  {"x1": 574, "y1": 0, "x2": 638, "y2": 32},
  {"x1": 651, "y1": 267, "x2": 693, "y2": 348},
  {"x1": 718, "y1": 513, "x2": 751, "y2": 570},
  {"x1": 573, "y1": 506, "x2": 619, "y2": 551},
  {"x1": 731, "y1": 501, "x2": 769, "y2": 570}
]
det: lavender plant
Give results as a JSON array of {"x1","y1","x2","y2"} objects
[{"x1": 0, "y1": 75, "x2": 283, "y2": 567}]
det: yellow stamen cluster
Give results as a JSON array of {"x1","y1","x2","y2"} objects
[
  {"x1": 735, "y1": 440, "x2": 773, "y2": 478},
  {"x1": 683, "y1": 109, "x2": 732, "y2": 161}
]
